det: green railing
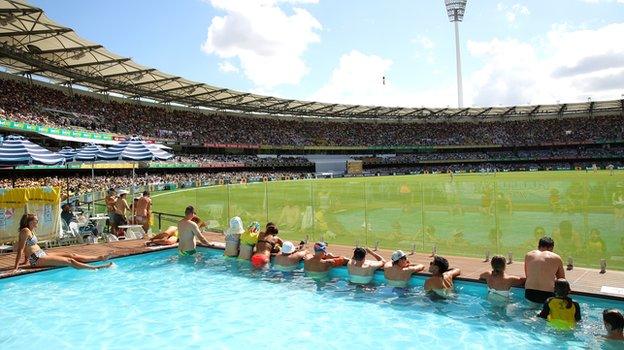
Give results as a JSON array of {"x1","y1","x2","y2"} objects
[{"x1": 151, "y1": 171, "x2": 624, "y2": 270}]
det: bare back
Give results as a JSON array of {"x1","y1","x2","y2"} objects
[
  {"x1": 135, "y1": 197, "x2": 151, "y2": 216},
  {"x1": 178, "y1": 219, "x2": 200, "y2": 252},
  {"x1": 384, "y1": 263, "x2": 418, "y2": 282},
  {"x1": 524, "y1": 249, "x2": 565, "y2": 292},
  {"x1": 348, "y1": 260, "x2": 383, "y2": 277}
]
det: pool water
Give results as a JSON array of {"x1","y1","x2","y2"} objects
[{"x1": 1, "y1": 248, "x2": 623, "y2": 350}]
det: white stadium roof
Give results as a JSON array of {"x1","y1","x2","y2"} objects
[{"x1": 0, "y1": 0, "x2": 622, "y2": 120}]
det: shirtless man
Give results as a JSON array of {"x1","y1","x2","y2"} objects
[
  {"x1": 348, "y1": 247, "x2": 386, "y2": 284},
  {"x1": 383, "y1": 250, "x2": 425, "y2": 288},
  {"x1": 105, "y1": 189, "x2": 117, "y2": 232},
  {"x1": 524, "y1": 237, "x2": 565, "y2": 303},
  {"x1": 303, "y1": 242, "x2": 348, "y2": 279},
  {"x1": 135, "y1": 191, "x2": 152, "y2": 233},
  {"x1": 273, "y1": 241, "x2": 307, "y2": 271},
  {"x1": 424, "y1": 255, "x2": 461, "y2": 297},
  {"x1": 177, "y1": 206, "x2": 211, "y2": 256},
  {"x1": 113, "y1": 190, "x2": 131, "y2": 233}
]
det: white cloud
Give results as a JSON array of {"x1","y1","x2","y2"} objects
[
  {"x1": 411, "y1": 34, "x2": 436, "y2": 64},
  {"x1": 467, "y1": 22, "x2": 624, "y2": 106},
  {"x1": 579, "y1": 0, "x2": 624, "y2": 3},
  {"x1": 497, "y1": 3, "x2": 530, "y2": 23},
  {"x1": 310, "y1": 50, "x2": 455, "y2": 108},
  {"x1": 218, "y1": 61, "x2": 239, "y2": 73},
  {"x1": 201, "y1": 0, "x2": 322, "y2": 88}
]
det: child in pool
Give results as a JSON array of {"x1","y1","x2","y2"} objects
[{"x1": 538, "y1": 278, "x2": 581, "y2": 328}]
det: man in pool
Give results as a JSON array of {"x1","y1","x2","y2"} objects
[
  {"x1": 383, "y1": 250, "x2": 425, "y2": 288},
  {"x1": 177, "y1": 206, "x2": 211, "y2": 256},
  {"x1": 524, "y1": 237, "x2": 565, "y2": 304},
  {"x1": 303, "y1": 242, "x2": 348, "y2": 279},
  {"x1": 424, "y1": 255, "x2": 461, "y2": 297},
  {"x1": 603, "y1": 309, "x2": 624, "y2": 341},
  {"x1": 348, "y1": 247, "x2": 386, "y2": 284}
]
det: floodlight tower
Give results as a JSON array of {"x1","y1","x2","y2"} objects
[{"x1": 445, "y1": 0, "x2": 467, "y2": 108}]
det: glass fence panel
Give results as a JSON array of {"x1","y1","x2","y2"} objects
[
  {"x1": 421, "y1": 174, "x2": 496, "y2": 259},
  {"x1": 366, "y1": 176, "x2": 423, "y2": 254},
  {"x1": 194, "y1": 184, "x2": 228, "y2": 233},
  {"x1": 266, "y1": 179, "x2": 313, "y2": 243},
  {"x1": 227, "y1": 182, "x2": 267, "y2": 231},
  {"x1": 312, "y1": 178, "x2": 366, "y2": 247}
]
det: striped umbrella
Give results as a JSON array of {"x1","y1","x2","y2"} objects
[
  {"x1": 58, "y1": 146, "x2": 77, "y2": 161},
  {"x1": 75, "y1": 143, "x2": 104, "y2": 161},
  {"x1": 0, "y1": 135, "x2": 64, "y2": 165},
  {"x1": 98, "y1": 137, "x2": 174, "y2": 161}
]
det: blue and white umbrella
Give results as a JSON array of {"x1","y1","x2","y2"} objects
[
  {"x1": 75, "y1": 143, "x2": 104, "y2": 161},
  {"x1": 0, "y1": 135, "x2": 64, "y2": 165},
  {"x1": 58, "y1": 146, "x2": 77, "y2": 161},
  {"x1": 98, "y1": 137, "x2": 174, "y2": 161}
]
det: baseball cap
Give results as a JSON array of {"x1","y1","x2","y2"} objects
[
  {"x1": 313, "y1": 242, "x2": 327, "y2": 253},
  {"x1": 391, "y1": 250, "x2": 407, "y2": 262}
]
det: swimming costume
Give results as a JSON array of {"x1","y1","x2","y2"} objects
[
  {"x1": 26, "y1": 233, "x2": 38, "y2": 246},
  {"x1": 525, "y1": 289, "x2": 555, "y2": 304},
  {"x1": 28, "y1": 250, "x2": 46, "y2": 267},
  {"x1": 430, "y1": 288, "x2": 452, "y2": 298},
  {"x1": 305, "y1": 270, "x2": 329, "y2": 280},
  {"x1": 349, "y1": 274, "x2": 374, "y2": 284},
  {"x1": 540, "y1": 297, "x2": 581, "y2": 328},
  {"x1": 274, "y1": 264, "x2": 299, "y2": 272},
  {"x1": 488, "y1": 287, "x2": 511, "y2": 298},
  {"x1": 386, "y1": 279, "x2": 408, "y2": 288},
  {"x1": 251, "y1": 254, "x2": 269, "y2": 268},
  {"x1": 178, "y1": 249, "x2": 197, "y2": 256}
]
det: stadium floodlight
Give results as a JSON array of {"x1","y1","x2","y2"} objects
[{"x1": 445, "y1": 0, "x2": 467, "y2": 108}]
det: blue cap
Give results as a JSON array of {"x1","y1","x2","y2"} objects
[{"x1": 314, "y1": 242, "x2": 327, "y2": 253}]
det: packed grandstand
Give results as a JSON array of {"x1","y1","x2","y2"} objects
[{"x1": 0, "y1": 0, "x2": 623, "y2": 190}]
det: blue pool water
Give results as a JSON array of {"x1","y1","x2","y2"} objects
[{"x1": 1, "y1": 248, "x2": 623, "y2": 350}]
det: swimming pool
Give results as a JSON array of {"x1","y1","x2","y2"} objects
[{"x1": 1, "y1": 248, "x2": 622, "y2": 349}]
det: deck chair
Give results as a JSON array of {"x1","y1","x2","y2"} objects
[{"x1": 59, "y1": 220, "x2": 84, "y2": 246}]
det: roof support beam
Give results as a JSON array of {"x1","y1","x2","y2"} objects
[
  {"x1": 63, "y1": 57, "x2": 131, "y2": 69},
  {"x1": 309, "y1": 104, "x2": 338, "y2": 113},
  {"x1": 450, "y1": 108, "x2": 470, "y2": 117},
  {"x1": 501, "y1": 106, "x2": 516, "y2": 117},
  {"x1": 282, "y1": 101, "x2": 316, "y2": 111},
  {"x1": 158, "y1": 83, "x2": 204, "y2": 94},
  {"x1": 382, "y1": 107, "x2": 404, "y2": 117},
  {"x1": 333, "y1": 105, "x2": 360, "y2": 115},
  {"x1": 528, "y1": 105, "x2": 541, "y2": 116},
  {"x1": 474, "y1": 107, "x2": 492, "y2": 118},
  {"x1": 101, "y1": 68, "x2": 156, "y2": 80},
  {"x1": 132, "y1": 76, "x2": 180, "y2": 87},
  {"x1": 0, "y1": 28, "x2": 72, "y2": 37},
  {"x1": 235, "y1": 96, "x2": 274, "y2": 108},
  {"x1": 430, "y1": 108, "x2": 448, "y2": 117},
  {"x1": 209, "y1": 93, "x2": 250, "y2": 104},
  {"x1": 30, "y1": 45, "x2": 102, "y2": 55},
  {"x1": 558, "y1": 104, "x2": 567, "y2": 116},
  {"x1": 0, "y1": 8, "x2": 42, "y2": 15},
  {"x1": 354, "y1": 106, "x2": 381, "y2": 116},
  {"x1": 400, "y1": 108, "x2": 425, "y2": 117},
  {"x1": 263, "y1": 99, "x2": 293, "y2": 109}
]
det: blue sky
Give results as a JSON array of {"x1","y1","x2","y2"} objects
[{"x1": 30, "y1": 0, "x2": 624, "y2": 108}]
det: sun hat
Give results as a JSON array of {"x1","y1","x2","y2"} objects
[
  {"x1": 313, "y1": 242, "x2": 327, "y2": 253},
  {"x1": 391, "y1": 250, "x2": 407, "y2": 262},
  {"x1": 227, "y1": 216, "x2": 245, "y2": 235},
  {"x1": 281, "y1": 241, "x2": 295, "y2": 254}
]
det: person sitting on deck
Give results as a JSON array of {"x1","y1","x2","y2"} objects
[
  {"x1": 538, "y1": 278, "x2": 581, "y2": 329},
  {"x1": 224, "y1": 216, "x2": 244, "y2": 257},
  {"x1": 177, "y1": 206, "x2": 211, "y2": 256},
  {"x1": 424, "y1": 255, "x2": 461, "y2": 297},
  {"x1": 303, "y1": 242, "x2": 348, "y2": 279},
  {"x1": 347, "y1": 247, "x2": 386, "y2": 285},
  {"x1": 145, "y1": 226, "x2": 178, "y2": 246},
  {"x1": 12, "y1": 214, "x2": 112, "y2": 272},
  {"x1": 273, "y1": 241, "x2": 307, "y2": 271},
  {"x1": 524, "y1": 237, "x2": 565, "y2": 304},
  {"x1": 603, "y1": 309, "x2": 624, "y2": 341},
  {"x1": 479, "y1": 255, "x2": 525, "y2": 299},
  {"x1": 383, "y1": 250, "x2": 424, "y2": 288}
]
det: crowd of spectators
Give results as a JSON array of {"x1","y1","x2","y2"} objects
[
  {"x1": 1, "y1": 78, "x2": 623, "y2": 147},
  {"x1": 170, "y1": 154, "x2": 313, "y2": 167}
]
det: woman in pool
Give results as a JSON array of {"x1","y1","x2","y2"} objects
[
  {"x1": 538, "y1": 278, "x2": 581, "y2": 329},
  {"x1": 479, "y1": 255, "x2": 525, "y2": 299},
  {"x1": 250, "y1": 223, "x2": 283, "y2": 268},
  {"x1": 424, "y1": 255, "x2": 461, "y2": 297},
  {"x1": 12, "y1": 214, "x2": 112, "y2": 272}
]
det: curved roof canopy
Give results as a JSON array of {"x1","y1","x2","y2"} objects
[{"x1": 0, "y1": 0, "x2": 622, "y2": 120}]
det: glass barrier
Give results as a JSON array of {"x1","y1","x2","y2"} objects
[{"x1": 150, "y1": 171, "x2": 624, "y2": 270}]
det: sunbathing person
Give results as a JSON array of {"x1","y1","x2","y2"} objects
[
  {"x1": 251, "y1": 223, "x2": 283, "y2": 268},
  {"x1": 273, "y1": 241, "x2": 307, "y2": 271},
  {"x1": 383, "y1": 250, "x2": 424, "y2": 288},
  {"x1": 424, "y1": 255, "x2": 461, "y2": 297},
  {"x1": 348, "y1": 247, "x2": 386, "y2": 284},
  {"x1": 303, "y1": 242, "x2": 348, "y2": 279},
  {"x1": 479, "y1": 255, "x2": 525, "y2": 299},
  {"x1": 12, "y1": 214, "x2": 112, "y2": 271},
  {"x1": 145, "y1": 226, "x2": 178, "y2": 246}
]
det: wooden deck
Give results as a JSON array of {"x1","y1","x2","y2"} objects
[{"x1": 2, "y1": 232, "x2": 624, "y2": 300}]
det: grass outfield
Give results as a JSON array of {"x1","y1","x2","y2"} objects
[{"x1": 152, "y1": 171, "x2": 624, "y2": 270}]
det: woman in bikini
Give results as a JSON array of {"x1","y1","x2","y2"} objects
[
  {"x1": 250, "y1": 223, "x2": 283, "y2": 268},
  {"x1": 12, "y1": 213, "x2": 112, "y2": 272},
  {"x1": 479, "y1": 255, "x2": 525, "y2": 300}
]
